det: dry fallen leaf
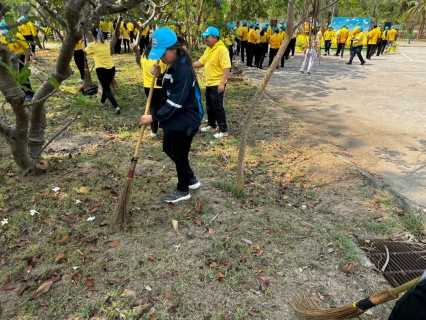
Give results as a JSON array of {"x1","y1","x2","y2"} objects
[
  {"x1": 165, "y1": 293, "x2": 173, "y2": 299},
  {"x1": 193, "y1": 219, "x2": 202, "y2": 226},
  {"x1": 148, "y1": 255, "x2": 156, "y2": 262},
  {"x1": 31, "y1": 280, "x2": 53, "y2": 298},
  {"x1": 209, "y1": 228, "x2": 214, "y2": 235},
  {"x1": 249, "y1": 310, "x2": 258, "y2": 316},
  {"x1": 4, "y1": 285, "x2": 15, "y2": 291},
  {"x1": 59, "y1": 236, "x2": 70, "y2": 244},
  {"x1": 172, "y1": 219, "x2": 180, "y2": 234},
  {"x1": 90, "y1": 247, "x2": 100, "y2": 252},
  {"x1": 217, "y1": 272, "x2": 225, "y2": 279},
  {"x1": 55, "y1": 253, "x2": 66, "y2": 263},
  {"x1": 87, "y1": 290, "x2": 93, "y2": 298},
  {"x1": 87, "y1": 279, "x2": 94, "y2": 287},
  {"x1": 110, "y1": 241, "x2": 120, "y2": 248}
]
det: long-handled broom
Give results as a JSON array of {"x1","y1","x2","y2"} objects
[
  {"x1": 112, "y1": 63, "x2": 158, "y2": 225},
  {"x1": 289, "y1": 276, "x2": 420, "y2": 319},
  {"x1": 76, "y1": 36, "x2": 94, "y2": 94}
]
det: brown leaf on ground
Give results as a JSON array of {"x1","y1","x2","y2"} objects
[
  {"x1": 311, "y1": 295, "x2": 322, "y2": 303},
  {"x1": 17, "y1": 285, "x2": 30, "y2": 296},
  {"x1": 87, "y1": 290, "x2": 93, "y2": 298},
  {"x1": 1, "y1": 258, "x2": 6, "y2": 265},
  {"x1": 226, "y1": 262, "x2": 232, "y2": 271},
  {"x1": 148, "y1": 255, "x2": 156, "y2": 262},
  {"x1": 71, "y1": 273, "x2": 79, "y2": 283},
  {"x1": 110, "y1": 240, "x2": 120, "y2": 248},
  {"x1": 268, "y1": 230, "x2": 275, "y2": 234},
  {"x1": 31, "y1": 280, "x2": 53, "y2": 298},
  {"x1": 165, "y1": 293, "x2": 172, "y2": 299},
  {"x1": 55, "y1": 253, "x2": 66, "y2": 263},
  {"x1": 87, "y1": 279, "x2": 94, "y2": 287},
  {"x1": 90, "y1": 247, "x2": 100, "y2": 252},
  {"x1": 195, "y1": 202, "x2": 202, "y2": 212},
  {"x1": 249, "y1": 310, "x2": 258, "y2": 316},
  {"x1": 118, "y1": 278, "x2": 130, "y2": 287},
  {"x1": 217, "y1": 272, "x2": 225, "y2": 279},
  {"x1": 4, "y1": 285, "x2": 15, "y2": 291},
  {"x1": 247, "y1": 284, "x2": 257, "y2": 291},
  {"x1": 59, "y1": 236, "x2": 70, "y2": 244},
  {"x1": 147, "y1": 294, "x2": 157, "y2": 304},
  {"x1": 209, "y1": 228, "x2": 214, "y2": 235},
  {"x1": 193, "y1": 219, "x2": 202, "y2": 226}
]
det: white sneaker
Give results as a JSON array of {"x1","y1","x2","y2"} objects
[
  {"x1": 201, "y1": 126, "x2": 217, "y2": 133},
  {"x1": 150, "y1": 132, "x2": 157, "y2": 137},
  {"x1": 213, "y1": 132, "x2": 229, "y2": 139}
]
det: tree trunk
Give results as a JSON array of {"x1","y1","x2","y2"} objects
[
  {"x1": 418, "y1": 10, "x2": 425, "y2": 39},
  {"x1": 184, "y1": 0, "x2": 192, "y2": 51},
  {"x1": 236, "y1": 0, "x2": 298, "y2": 192}
]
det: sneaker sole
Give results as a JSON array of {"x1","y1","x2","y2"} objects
[
  {"x1": 164, "y1": 194, "x2": 191, "y2": 203},
  {"x1": 189, "y1": 182, "x2": 201, "y2": 190}
]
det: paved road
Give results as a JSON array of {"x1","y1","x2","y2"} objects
[{"x1": 238, "y1": 45, "x2": 426, "y2": 208}]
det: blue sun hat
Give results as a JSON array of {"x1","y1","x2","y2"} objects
[
  {"x1": 148, "y1": 27, "x2": 178, "y2": 60},
  {"x1": 378, "y1": 23, "x2": 382, "y2": 27},
  {"x1": 281, "y1": 25, "x2": 286, "y2": 30},
  {"x1": 0, "y1": 21, "x2": 9, "y2": 34},
  {"x1": 242, "y1": 21, "x2": 247, "y2": 26},
  {"x1": 385, "y1": 26, "x2": 389, "y2": 30},
  {"x1": 280, "y1": 20, "x2": 285, "y2": 24},
  {"x1": 359, "y1": 27, "x2": 364, "y2": 31},
  {"x1": 328, "y1": 24, "x2": 332, "y2": 28},
  {"x1": 201, "y1": 26, "x2": 220, "y2": 37},
  {"x1": 391, "y1": 26, "x2": 395, "y2": 29},
  {"x1": 274, "y1": 27, "x2": 280, "y2": 32}
]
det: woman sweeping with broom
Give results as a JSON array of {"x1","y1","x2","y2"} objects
[
  {"x1": 85, "y1": 28, "x2": 120, "y2": 114},
  {"x1": 140, "y1": 27, "x2": 204, "y2": 203}
]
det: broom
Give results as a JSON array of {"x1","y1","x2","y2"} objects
[
  {"x1": 76, "y1": 36, "x2": 94, "y2": 94},
  {"x1": 289, "y1": 276, "x2": 420, "y2": 319},
  {"x1": 112, "y1": 62, "x2": 158, "y2": 225}
]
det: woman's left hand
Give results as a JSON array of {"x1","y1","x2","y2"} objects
[{"x1": 140, "y1": 115, "x2": 153, "y2": 125}]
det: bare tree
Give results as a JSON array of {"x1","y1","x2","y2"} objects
[{"x1": 0, "y1": 0, "x2": 168, "y2": 175}]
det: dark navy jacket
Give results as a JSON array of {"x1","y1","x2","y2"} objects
[{"x1": 152, "y1": 55, "x2": 203, "y2": 135}]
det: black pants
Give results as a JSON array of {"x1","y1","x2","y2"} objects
[
  {"x1": 336, "y1": 43, "x2": 345, "y2": 57},
  {"x1": 73, "y1": 49, "x2": 85, "y2": 80},
  {"x1": 290, "y1": 37, "x2": 296, "y2": 55},
  {"x1": 140, "y1": 36, "x2": 149, "y2": 55},
  {"x1": 144, "y1": 87, "x2": 162, "y2": 134},
  {"x1": 257, "y1": 43, "x2": 268, "y2": 68},
  {"x1": 123, "y1": 39, "x2": 130, "y2": 53},
  {"x1": 254, "y1": 43, "x2": 262, "y2": 66},
  {"x1": 96, "y1": 67, "x2": 118, "y2": 108},
  {"x1": 366, "y1": 44, "x2": 376, "y2": 59},
  {"x1": 324, "y1": 40, "x2": 331, "y2": 54},
  {"x1": 23, "y1": 35, "x2": 36, "y2": 54},
  {"x1": 19, "y1": 54, "x2": 32, "y2": 95},
  {"x1": 246, "y1": 42, "x2": 255, "y2": 67},
  {"x1": 228, "y1": 45, "x2": 234, "y2": 62},
  {"x1": 240, "y1": 40, "x2": 248, "y2": 62},
  {"x1": 130, "y1": 31, "x2": 135, "y2": 43},
  {"x1": 102, "y1": 32, "x2": 108, "y2": 40},
  {"x1": 114, "y1": 39, "x2": 122, "y2": 54},
  {"x1": 376, "y1": 39, "x2": 382, "y2": 56},
  {"x1": 206, "y1": 86, "x2": 228, "y2": 133},
  {"x1": 235, "y1": 38, "x2": 240, "y2": 54},
  {"x1": 269, "y1": 48, "x2": 278, "y2": 66},
  {"x1": 379, "y1": 40, "x2": 387, "y2": 54},
  {"x1": 348, "y1": 46, "x2": 365, "y2": 64},
  {"x1": 163, "y1": 129, "x2": 197, "y2": 192}
]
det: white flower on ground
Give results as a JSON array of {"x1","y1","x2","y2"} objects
[
  {"x1": 52, "y1": 187, "x2": 61, "y2": 192},
  {"x1": 87, "y1": 216, "x2": 95, "y2": 222},
  {"x1": 1, "y1": 218, "x2": 8, "y2": 225},
  {"x1": 30, "y1": 210, "x2": 41, "y2": 216},
  {"x1": 75, "y1": 200, "x2": 82, "y2": 205}
]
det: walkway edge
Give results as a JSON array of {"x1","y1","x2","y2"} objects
[{"x1": 336, "y1": 154, "x2": 426, "y2": 214}]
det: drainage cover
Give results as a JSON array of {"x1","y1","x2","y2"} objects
[{"x1": 357, "y1": 239, "x2": 426, "y2": 287}]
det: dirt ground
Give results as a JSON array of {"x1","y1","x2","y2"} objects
[{"x1": 0, "y1": 47, "x2": 424, "y2": 320}]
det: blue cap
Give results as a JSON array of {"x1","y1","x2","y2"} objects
[
  {"x1": 378, "y1": 23, "x2": 382, "y2": 27},
  {"x1": 385, "y1": 26, "x2": 389, "y2": 30},
  {"x1": 359, "y1": 27, "x2": 364, "y2": 31},
  {"x1": 242, "y1": 21, "x2": 247, "y2": 26},
  {"x1": 249, "y1": 23, "x2": 254, "y2": 28},
  {"x1": 280, "y1": 20, "x2": 285, "y2": 24},
  {"x1": 201, "y1": 26, "x2": 220, "y2": 37},
  {"x1": 281, "y1": 25, "x2": 286, "y2": 30},
  {"x1": 20, "y1": 16, "x2": 26, "y2": 22},
  {"x1": 391, "y1": 26, "x2": 395, "y2": 28},
  {"x1": 0, "y1": 22, "x2": 9, "y2": 34},
  {"x1": 262, "y1": 25, "x2": 267, "y2": 30},
  {"x1": 328, "y1": 25, "x2": 332, "y2": 28},
  {"x1": 101, "y1": 17, "x2": 105, "y2": 21},
  {"x1": 148, "y1": 27, "x2": 178, "y2": 60},
  {"x1": 274, "y1": 27, "x2": 280, "y2": 32}
]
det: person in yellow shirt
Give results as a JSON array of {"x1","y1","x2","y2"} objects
[
  {"x1": 99, "y1": 17, "x2": 109, "y2": 39},
  {"x1": 193, "y1": 26, "x2": 232, "y2": 139},
  {"x1": 120, "y1": 21, "x2": 130, "y2": 53},
  {"x1": 288, "y1": 23, "x2": 298, "y2": 58},
  {"x1": 346, "y1": 27, "x2": 366, "y2": 65},
  {"x1": 141, "y1": 44, "x2": 167, "y2": 137},
  {"x1": 108, "y1": 20, "x2": 114, "y2": 35},
  {"x1": 1, "y1": 23, "x2": 34, "y2": 100},
  {"x1": 377, "y1": 26, "x2": 389, "y2": 55},
  {"x1": 386, "y1": 26, "x2": 398, "y2": 51},
  {"x1": 139, "y1": 18, "x2": 150, "y2": 55},
  {"x1": 235, "y1": 21, "x2": 241, "y2": 56},
  {"x1": 279, "y1": 25, "x2": 287, "y2": 68},
  {"x1": 240, "y1": 21, "x2": 248, "y2": 63},
  {"x1": 335, "y1": 25, "x2": 349, "y2": 57},
  {"x1": 127, "y1": 19, "x2": 135, "y2": 43},
  {"x1": 246, "y1": 23, "x2": 257, "y2": 67},
  {"x1": 18, "y1": 16, "x2": 37, "y2": 54},
  {"x1": 269, "y1": 27, "x2": 282, "y2": 68},
  {"x1": 85, "y1": 28, "x2": 120, "y2": 114},
  {"x1": 257, "y1": 25, "x2": 269, "y2": 69},
  {"x1": 366, "y1": 24, "x2": 381, "y2": 59},
  {"x1": 74, "y1": 39, "x2": 85, "y2": 83},
  {"x1": 323, "y1": 25, "x2": 335, "y2": 56}
]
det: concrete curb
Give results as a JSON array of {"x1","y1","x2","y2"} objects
[{"x1": 336, "y1": 154, "x2": 426, "y2": 214}]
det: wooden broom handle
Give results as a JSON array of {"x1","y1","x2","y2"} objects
[
  {"x1": 133, "y1": 60, "x2": 159, "y2": 160},
  {"x1": 391, "y1": 276, "x2": 421, "y2": 295}
]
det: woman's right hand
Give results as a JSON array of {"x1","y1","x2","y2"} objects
[{"x1": 151, "y1": 64, "x2": 161, "y2": 78}]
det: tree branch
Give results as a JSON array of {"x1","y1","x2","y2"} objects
[
  {"x1": 35, "y1": 0, "x2": 67, "y2": 27},
  {"x1": 0, "y1": 116, "x2": 12, "y2": 139}
]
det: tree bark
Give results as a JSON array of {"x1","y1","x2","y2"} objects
[{"x1": 418, "y1": 10, "x2": 425, "y2": 39}]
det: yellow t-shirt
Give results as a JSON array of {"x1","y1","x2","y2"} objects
[
  {"x1": 367, "y1": 27, "x2": 381, "y2": 44},
  {"x1": 120, "y1": 26, "x2": 130, "y2": 40},
  {"x1": 108, "y1": 21, "x2": 114, "y2": 33},
  {"x1": 269, "y1": 33, "x2": 282, "y2": 49},
  {"x1": 127, "y1": 22, "x2": 134, "y2": 32},
  {"x1": 388, "y1": 29, "x2": 398, "y2": 41},
  {"x1": 352, "y1": 32, "x2": 364, "y2": 47},
  {"x1": 199, "y1": 40, "x2": 232, "y2": 87},
  {"x1": 247, "y1": 29, "x2": 257, "y2": 44},
  {"x1": 19, "y1": 23, "x2": 33, "y2": 36},
  {"x1": 241, "y1": 26, "x2": 248, "y2": 41},
  {"x1": 75, "y1": 40, "x2": 83, "y2": 50},
  {"x1": 85, "y1": 41, "x2": 114, "y2": 69},
  {"x1": 259, "y1": 31, "x2": 269, "y2": 43},
  {"x1": 6, "y1": 32, "x2": 29, "y2": 54},
  {"x1": 324, "y1": 30, "x2": 335, "y2": 41},
  {"x1": 338, "y1": 28, "x2": 349, "y2": 43},
  {"x1": 141, "y1": 26, "x2": 149, "y2": 36},
  {"x1": 279, "y1": 30, "x2": 287, "y2": 40},
  {"x1": 99, "y1": 21, "x2": 108, "y2": 33},
  {"x1": 141, "y1": 56, "x2": 167, "y2": 89}
]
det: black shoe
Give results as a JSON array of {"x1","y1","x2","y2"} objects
[
  {"x1": 361, "y1": 61, "x2": 366, "y2": 65},
  {"x1": 285, "y1": 56, "x2": 289, "y2": 60},
  {"x1": 307, "y1": 72, "x2": 310, "y2": 75},
  {"x1": 346, "y1": 62, "x2": 352, "y2": 64},
  {"x1": 334, "y1": 54, "x2": 338, "y2": 56},
  {"x1": 164, "y1": 189, "x2": 190, "y2": 203},
  {"x1": 189, "y1": 177, "x2": 201, "y2": 190}
]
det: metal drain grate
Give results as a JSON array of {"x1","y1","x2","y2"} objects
[{"x1": 357, "y1": 239, "x2": 426, "y2": 287}]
